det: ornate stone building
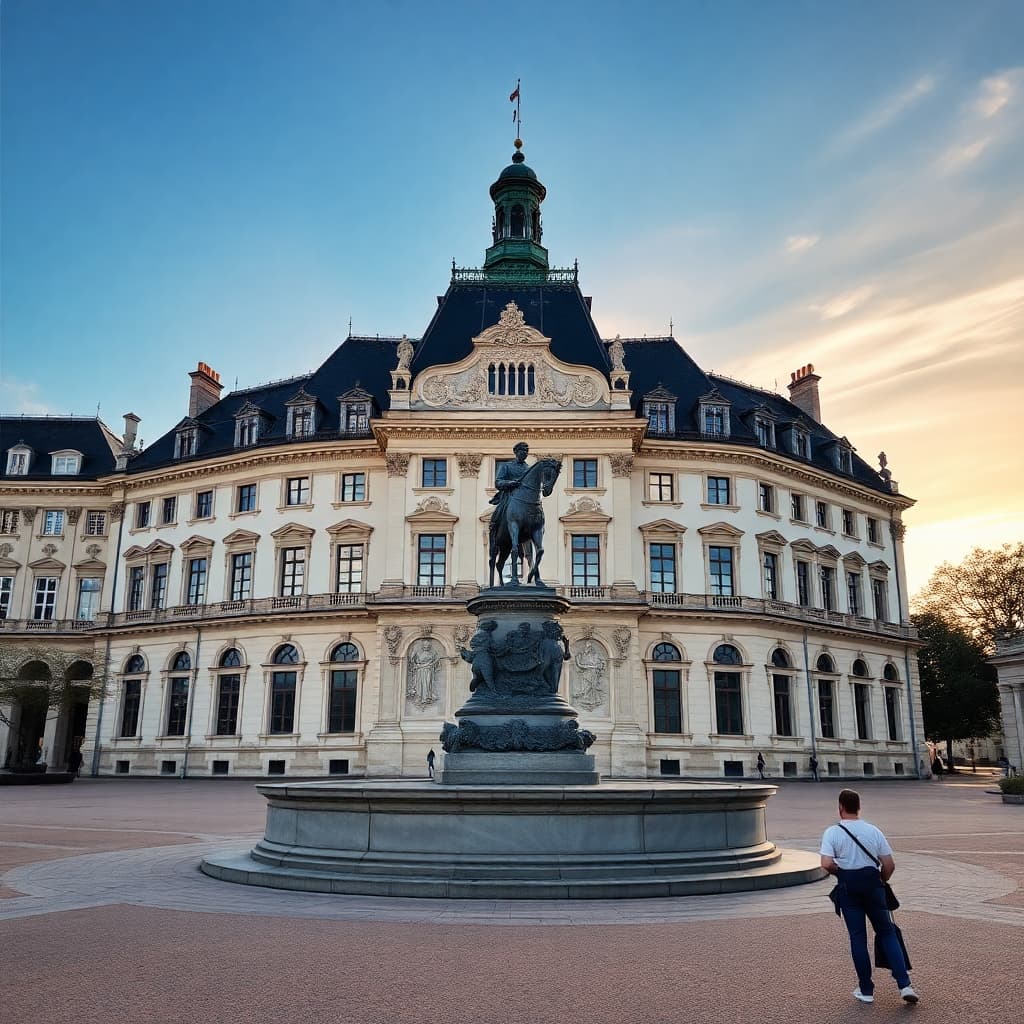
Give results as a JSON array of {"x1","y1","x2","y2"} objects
[{"x1": 1, "y1": 141, "x2": 925, "y2": 779}]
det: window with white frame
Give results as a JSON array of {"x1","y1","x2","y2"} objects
[
  {"x1": 215, "y1": 647, "x2": 243, "y2": 736},
  {"x1": 150, "y1": 563, "x2": 168, "y2": 610},
  {"x1": 336, "y1": 544, "x2": 364, "y2": 593},
  {"x1": 127, "y1": 566, "x2": 145, "y2": 611},
  {"x1": 763, "y1": 551, "x2": 779, "y2": 600},
  {"x1": 651, "y1": 642, "x2": 683, "y2": 733},
  {"x1": 796, "y1": 560, "x2": 811, "y2": 606},
  {"x1": 230, "y1": 552, "x2": 252, "y2": 601},
  {"x1": 571, "y1": 534, "x2": 600, "y2": 587},
  {"x1": 76, "y1": 577, "x2": 102, "y2": 620},
  {"x1": 280, "y1": 547, "x2": 306, "y2": 596},
  {"x1": 819, "y1": 565, "x2": 836, "y2": 611},
  {"x1": 6, "y1": 448, "x2": 31, "y2": 475},
  {"x1": 854, "y1": 683, "x2": 871, "y2": 740},
  {"x1": 871, "y1": 577, "x2": 888, "y2": 621},
  {"x1": 422, "y1": 459, "x2": 448, "y2": 488},
  {"x1": 842, "y1": 509, "x2": 856, "y2": 536},
  {"x1": 174, "y1": 427, "x2": 197, "y2": 459},
  {"x1": 120, "y1": 670, "x2": 143, "y2": 738},
  {"x1": 884, "y1": 685, "x2": 901, "y2": 740},
  {"x1": 713, "y1": 644, "x2": 744, "y2": 735},
  {"x1": 286, "y1": 476, "x2": 311, "y2": 506},
  {"x1": 648, "y1": 472, "x2": 674, "y2": 502},
  {"x1": 644, "y1": 400, "x2": 674, "y2": 435},
  {"x1": 341, "y1": 472, "x2": 366, "y2": 502},
  {"x1": 572, "y1": 458, "x2": 598, "y2": 488},
  {"x1": 835, "y1": 445, "x2": 853, "y2": 473},
  {"x1": 236, "y1": 484, "x2": 257, "y2": 513},
  {"x1": 791, "y1": 428, "x2": 810, "y2": 459},
  {"x1": 0, "y1": 576, "x2": 13, "y2": 619},
  {"x1": 815, "y1": 500, "x2": 829, "y2": 529},
  {"x1": 51, "y1": 452, "x2": 81, "y2": 475},
  {"x1": 754, "y1": 417, "x2": 776, "y2": 448},
  {"x1": 649, "y1": 542, "x2": 676, "y2": 593},
  {"x1": 33, "y1": 577, "x2": 58, "y2": 620},
  {"x1": 867, "y1": 517, "x2": 880, "y2": 544},
  {"x1": 85, "y1": 511, "x2": 106, "y2": 535},
  {"x1": 339, "y1": 393, "x2": 371, "y2": 434},
  {"x1": 0, "y1": 510, "x2": 19, "y2": 534},
  {"x1": 700, "y1": 403, "x2": 729, "y2": 437},
  {"x1": 289, "y1": 406, "x2": 315, "y2": 437},
  {"x1": 166, "y1": 652, "x2": 191, "y2": 736},
  {"x1": 195, "y1": 490, "x2": 214, "y2": 519},
  {"x1": 708, "y1": 546, "x2": 734, "y2": 596},
  {"x1": 186, "y1": 558, "x2": 207, "y2": 605},
  {"x1": 847, "y1": 570, "x2": 863, "y2": 615},
  {"x1": 706, "y1": 476, "x2": 731, "y2": 505},
  {"x1": 757, "y1": 483, "x2": 774, "y2": 514},
  {"x1": 237, "y1": 416, "x2": 260, "y2": 447},
  {"x1": 42, "y1": 510, "x2": 65, "y2": 536},
  {"x1": 161, "y1": 496, "x2": 177, "y2": 524},
  {"x1": 328, "y1": 642, "x2": 360, "y2": 733},
  {"x1": 771, "y1": 649, "x2": 794, "y2": 737},
  {"x1": 417, "y1": 534, "x2": 447, "y2": 587},
  {"x1": 791, "y1": 493, "x2": 805, "y2": 522},
  {"x1": 135, "y1": 501, "x2": 151, "y2": 529}
]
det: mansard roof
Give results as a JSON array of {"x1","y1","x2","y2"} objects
[{"x1": 0, "y1": 416, "x2": 119, "y2": 481}]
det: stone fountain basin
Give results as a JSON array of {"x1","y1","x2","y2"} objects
[{"x1": 200, "y1": 780, "x2": 825, "y2": 899}]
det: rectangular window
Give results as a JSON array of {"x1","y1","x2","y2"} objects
[
  {"x1": 328, "y1": 669, "x2": 358, "y2": 733},
  {"x1": 416, "y1": 534, "x2": 446, "y2": 587},
  {"x1": 652, "y1": 669, "x2": 682, "y2": 733},
  {"x1": 120, "y1": 679, "x2": 142, "y2": 737},
  {"x1": 646, "y1": 402, "x2": 671, "y2": 434},
  {"x1": 421, "y1": 459, "x2": 448, "y2": 488},
  {"x1": 344, "y1": 404, "x2": 369, "y2": 433},
  {"x1": 128, "y1": 566, "x2": 145, "y2": 611},
  {"x1": 237, "y1": 417, "x2": 259, "y2": 447},
  {"x1": 150, "y1": 563, "x2": 168, "y2": 610},
  {"x1": 42, "y1": 510, "x2": 65, "y2": 536},
  {"x1": 884, "y1": 687, "x2": 901, "y2": 740},
  {"x1": 867, "y1": 517, "x2": 879, "y2": 544},
  {"x1": 270, "y1": 671, "x2": 296, "y2": 734},
  {"x1": 161, "y1": 496, "x2": 177, "y2": 524},
  {"x1": 286, "y1": 476, "x2": 310, "y2": 506},
  {"x1": 236, "y1": 484, "x2": 257, "y2": 513},
  {"x1": 135, "y1": 502, "x2": 151, "y2": 529},
  {"x1": 195, "y1": 490, "x2": 214, "y2": 519},
  {"x1": 648, "y1": 472, "x2": 674, "y2": 502},
  {"x1": 815, "y1": 501, "x2": 829, "y2": 528},
  {"x1": 230, "y1": 552, "x2": 253, "y2": 601},
  {"x1": 571, "y1": 534, "x2": 600, "y2": 587},
  {"x1": 755, "y1": 418, "x2": 774, "y2": 448},
  {"x1": 758, "y1": 483, "x2": 774, "y2": 513},
  {"x1": 85, "y1": 511, "x2": 106, "y2": 535},
  {"x1": 280, "y1": 547, "x2": 306, "y2": 596},
  {"x1": 818, "y1": 680, "x2": 835, "y2": 738},
  {"x1": 714, "y1": 673, "x2": 743, "y2": 735},
  {"x1": 842, "y1": 509, "x2": 855, "y2": 535},
  {"x1": 793, "y1": 431, "x2": 810, "y2": 458},
  {"x1": 796, "y1": 561, "x2": 810, "y2": 606},
  {"x1": 791, "y1": 494, "x2": 804, "y2": 521},
  {"x1": 291, "y1": 407, "x2": 314, "y2": 437},
  {"x1": 341, "y1": 472, "x2": 366, "y2": 502},
  {"x1": 0, "y1": 510, "x2": 20, "y2": 534},
  {"x1": 706, "y1": 476, "x2": 730, "y2": 505},
  {"x1": 572, "y1": 458, "x2": 598, "y2": 488},
  {"x1": 708, "y1": 546, "x2": 734, "y2": 596},
  {"x1": 7, "y1": 452, "x2": 28, "y2": 475},
  {"x1": 649, "y1": 543, "x2": 676, "y2": 593},
  {"x1": 336, "y1": 544, "x2": 364, "y2": 593},
  {"x1": 52, "y1": 455, "x2": 78, "y2": 474},
  {"x1": 166, "y1": 677, "x2": 189, "y2": 736},
  {"x1": 186, "y1": 558, "x2": 207, "y2": 605},
  {"x1": 847, "y1": 571, "x2": 862, "y2": 616},
  {"x1": 32, "y1": 577, "x2": 58, "y2": 620},
  {"x1": 872, "y1": 578, "x2": 888, "y2": 621},
  {"x1": 0, "y1": 576, "x2": 12, "y2": 619},
  {"x1": 820, "y1": 566, "x2": 835, "y2": 611},
  {"x1": 855, "y1": 683, "x2": 871, "y2": 740},
  {"x1": 75, "y1": 578, "x2": 101, "y2": 620},
  {"x1": 763, "y1": 551, "x2": 779, "y2": 599},
  {"x1": 773, "y1": 675, "x2": 793, "y2": 736},
  {"x1": 702, "y1": 405, "x2": 726, "y2": 436},
  {"x1": 215, "y1": 675, "x2": 240, "y2": 735}
]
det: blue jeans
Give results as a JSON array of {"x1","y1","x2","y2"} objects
[{"x1": 836, "y1": 867, "x2": 911, "y2": 993}]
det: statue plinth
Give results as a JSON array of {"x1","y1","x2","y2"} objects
[{"x1": 439, "y1": 585, "x2": 598, "y2": 785}]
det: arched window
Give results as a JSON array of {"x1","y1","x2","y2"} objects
[
  {"x1": 652, "y1": 642, "x2": 681, "y2": 662},
  {"x1": 124, "y1": 654, "x2": 146, "y2": 674},
  {"x1": 816, "y1": 653, "x2": 835, "y2": 673},
  {"x1": 273, "y1": 644, "x2": 299, "y2": 665},
  {"x1": 495, "y1": 207, "x2": 505, "y2": 238},
  {"x1": 331, "y1": 642, "x2": 360, "y2": 663},
  {"x1": 714, "y1": 644, "x2": 742, "y2": 665},
  {"x1": 770, "y1": 650, "x2": 794, "y2": 736},
  {"x1": 883, "y1": 663, "x2": 899, "y2": 682},
  {"x1": 852, "y1": 659, "x2": 868, "y2": 677},
  {"x1": 510, "y1": 204, "x2": 525, "y2": 237},
  {"x1": 171, "y1": 651, "x2": 191, "y2": 672},
  {"x1": 771, "y1": 648, "x2": 790, "y2": 668},
  {"x1": 167, "y1": 653, "x2": 191, "y2": 736},
  {"x1": 215, "y1": 649, "x2": 242, "y2": 737},
  {"x1": 817, "y1": 654, "x2": 837, "y2": 739},
  {"x1": 531, "y1": 208, "x2": 540, "y2": 240},
  {"x1": 220, "y1": 648, "x2": 242, "y2": 668},
  {"x1": 651, "y1": 643, "x2": 682, "y2": 732}
]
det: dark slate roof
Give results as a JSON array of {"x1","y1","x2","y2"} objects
[
  {"x1": 128, "y1": 337, "x2": 403, "y2": 473},
  {"x1": 620, "y1": 337, "x2": 894, "y2": 495},
  {"x1": 412, "y1": 283, "x2": 609, "y2": 376},
  {"x1": 0, "y1": 416, "x2": 119, "y2": 481}
]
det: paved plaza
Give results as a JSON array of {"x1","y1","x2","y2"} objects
[{"x1": 3, "y1": 773, "x2": 1022, "y2": 1023}]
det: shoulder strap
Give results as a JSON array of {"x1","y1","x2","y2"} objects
[{"x1": 837, "y1": 823, "x2": 880, "y2": 866}]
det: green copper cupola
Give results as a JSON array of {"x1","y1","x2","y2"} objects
[{"x1": 484, "y1": 139, "x2": 549, "y2": 273}]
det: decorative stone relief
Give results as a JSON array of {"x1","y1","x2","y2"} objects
[
  {"x1": 67, "y1": 507, "x2": 82, "y2": 525},
  {"x1": 456, "y1": 453, "x2": 483, "y2": 478},
  {"x1": 406, "y1": 638, "x2": 442, "y2": 711},
  {"x1": 385, "y1": 453, "x2": 410, "y2": 477},
  {"x1": 890, "y1": 518, "x2": 906, "y2": 541},
  {"x1": 415, "y1": 496, "x2": 450, "y2": 513},
  {"x1": 566, "y1": 496, "x2": 604, "y2": 515},
  {"x1": 453, "y1": 624, "x2": 471, "y2": 647},
  {"x1": 383, "y1": 624, "x2": 403, "y2": 657},
  {"x1": 609, "y1": 454, "x2": 634, "y2": 478},
  {"x1": 612, "y1": 627, "x2": 631, "y2": 660},
  {"x1": 0, "y1": 543, "x2": 13, "y2": 558},
  {"x1": 578, "y1": 624, "x2": 595, "y2": 640},
  {"x1": 571, "y1": 640, "x2": 608, "y2": 712},
  {"x1": 418, "y1": 625, "x2": 434, "y2": 637},
  {"x1": 21, "y1": 507, "x2": 36, "y2": 524},
  {"x1": 41, "y1": 543, "x2": 59, "y2": 556},
  {"x1": 86, "y1": 544, "x2": 102, "y2": 557},
  {"x1": 109, "y1": 503, "x2": 125, "y2": 521}
]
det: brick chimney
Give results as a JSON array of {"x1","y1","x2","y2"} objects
[
  {"x1": 787, "y1": 363, "x2": 821, "y2": 422},
  {"x1": 188, "y1": 362, "x2": 223, "y2": 417}
]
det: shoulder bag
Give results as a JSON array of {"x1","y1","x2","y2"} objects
[{"x1": 837, "y1": 823, "x2": 900, "y2": 910}]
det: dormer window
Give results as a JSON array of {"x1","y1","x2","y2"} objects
[
  {"x1": 289, "y1": 406, "x2": 315, "y2": 437},
  {"x1": 50, "y1": 450, "x2": 82, "y2": 475},
  {"x1": 754, "y1": 417, "x2": 776, "y2": 448},
  {"x1": 5, "y1": 445, "x2": 32, "y2": 476},
  {"x1": 338, "y1": 387, "x2": 373, "y2": 436},
  {"x1": 698, "y1": 390, "x2": 731, "y2": 439},
  {"x1": 834, "y1": 442, "x2": 854, "y2": 474},
  {"x1": 643, "y1": 387, "x2": 677, "y2": 436},
  {"x1": 344, "y1": 404, "x2": 368, "y2": 432},
  {"x1": 174, "y1": 427, "x2": 197, "y2": 460},
  {"x1": 233, "y1": 402, "x2": 269, "y2": 448},
  {"x1": 791, "y1": 428, "x2": 810, "y2": 459}
]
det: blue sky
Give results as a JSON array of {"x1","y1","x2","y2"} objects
[{"x1": 2, "y1": 0, "x2": 1022, "y2": 592}]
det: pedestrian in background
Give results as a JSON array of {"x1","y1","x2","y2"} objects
[
  {"x1": 426, "y1": 748, "x2": 436, "y2": 778},
  {"x1": 756, "y1": 752, "x2": 766, "y2": 779},
  {"x1": 820, "y1": 788, "x2": 919, "y2": 1006},
  {"x1": 809, "y1": 754, "x2": 820, "y2": 781}
]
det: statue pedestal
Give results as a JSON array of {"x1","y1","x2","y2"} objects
[{"x1": 440, "y1": 585, "x2": 599, "y2": 785}]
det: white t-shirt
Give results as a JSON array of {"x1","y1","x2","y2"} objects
[{"x1": 820, "y1": 818, "x2": 893, "y2": 870}]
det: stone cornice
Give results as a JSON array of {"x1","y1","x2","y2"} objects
[
  {"x1": 374, "y1": 423, "x2": 647, "y2": 448},
  {"x1": 0, "y1": 483, "x2": 115, "y2": 498}
]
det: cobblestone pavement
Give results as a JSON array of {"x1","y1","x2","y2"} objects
[{"x1": 4, "y1": 774, "x2": 1022, "y2": 1023}]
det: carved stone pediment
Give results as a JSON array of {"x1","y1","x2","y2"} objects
[{"x1": 412, "y1": 301, "x2": 611, "y2": 411}]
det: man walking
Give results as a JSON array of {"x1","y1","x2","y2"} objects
[
  {"x1": 426, "y1": 748, "x2": 436, "y2": 778},
  {"x1": 820, "y1": 789, "x2": 919, "y2": 1005}
]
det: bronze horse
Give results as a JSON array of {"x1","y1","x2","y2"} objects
[{"x1": 488, "y1": 457, "x2": 562, "y2": 587}]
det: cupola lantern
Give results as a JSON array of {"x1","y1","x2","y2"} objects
[{"x1": 484, "y1": 139, "x2": 549, "y2": 275}]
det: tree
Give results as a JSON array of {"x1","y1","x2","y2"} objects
[
  {"x1": 915, "y1": 543, "x2": 1024, "y2": 650},
  {"x1": 913, "y1": 610, "x2": 1001, "y2": 768},
  {"x1": 0, "y1": 642, "x2": 109, "y2": 770}
]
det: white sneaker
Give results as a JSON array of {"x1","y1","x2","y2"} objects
[
  {"x1": 854, "y1": 988, "x2": 874, "y2": 1003},
  {"x1": 900, "y1": 986, "x2": 919, "y2": 1004}
]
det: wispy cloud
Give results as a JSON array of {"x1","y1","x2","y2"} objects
[
  {"x1": 937, "y1": 66, "x2": 1023, "y2": 174},
  {"x1": 0, "y1": 377, "x2": 55, "y2": 415},
  {"x1": 830, "y1": 75, "x2": 936, "y2": 154},
  {"x1": 937, "y1": 137, "x2": 991, "y2": 172},
  {"x1": 784, "y1": 234, "x2": 820, "y2": 254},
  {"x1": 975, "y1": 69, "x2": 1021, "y2": 118},
  {"x1": 811, "y1": 284, "x2": 875, "y2": 320}
]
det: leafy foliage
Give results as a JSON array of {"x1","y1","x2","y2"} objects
[
  {"x1": 914, "y1": 543, "x2": 1024, "y2": 650},
  {"x1": 913, "y1": 611, "x2": 1000, "y2": 745},
  {"x1": 999, "y1": 776, "x2": 1024, "y2": 795}
]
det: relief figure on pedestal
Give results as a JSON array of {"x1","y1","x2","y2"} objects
[
  {"x1": 406, "y1": 639, "x2": 441, "y2": 710},
  {"x1": 572, "y1": 640, "x2": 607, "y2": 711}
]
